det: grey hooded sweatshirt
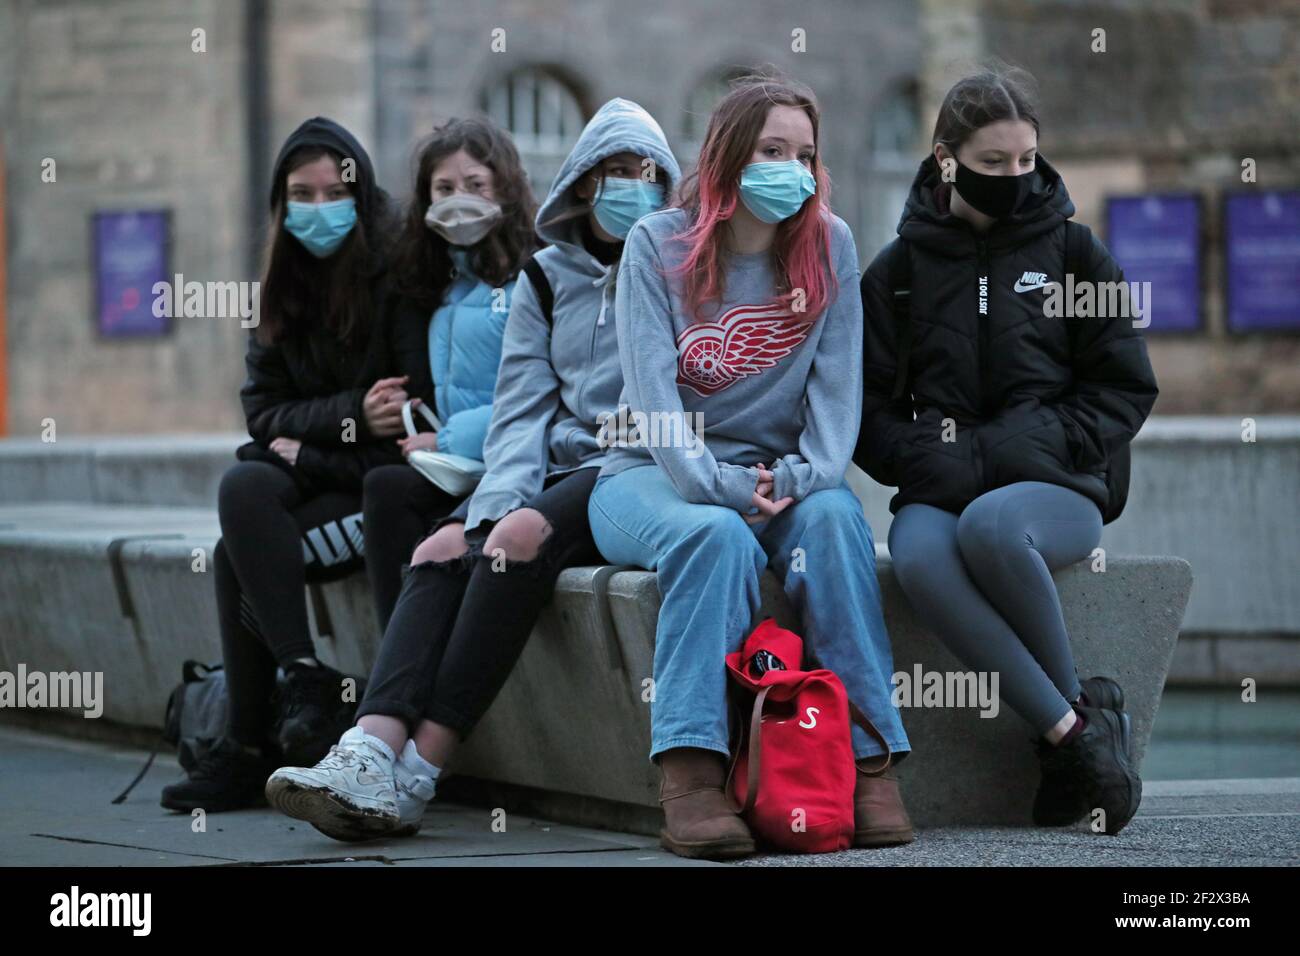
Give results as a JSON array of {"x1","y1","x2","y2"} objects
[
  {"x1": 599, "y1": 207, "x2": 863, "y2": 512},
  {"x1": 464, "y1": 98, "x2": 681, "y2": 533}
]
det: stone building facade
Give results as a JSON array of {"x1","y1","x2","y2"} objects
[{"x1": 0, "y1": 0, "x2": 1295, "y2": 436}]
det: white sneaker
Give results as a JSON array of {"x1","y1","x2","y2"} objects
[
  {"x1": 265, "y1": 726, "x2": 401, "y2": 842},
  {"x1": 393, "y1": 740, "x2": 440, "y2": 836}
]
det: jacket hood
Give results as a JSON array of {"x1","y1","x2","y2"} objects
[
  {"x1": 270, "y1": 116, "x2": 389, "y2": 230},
  {"x1": 535, "y1": 98, "x2": 681, "y2": 264},
  {"x1": 897, "y1": 153, "x2": 1075, "y2": 257}
]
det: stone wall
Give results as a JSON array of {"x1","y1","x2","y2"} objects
[
  {"x1": 2, "y1": 0, "x2": 253, "y2": 436},
  {"x1": 1, "y1": 0, "x2": 1296, "y2": 436}
]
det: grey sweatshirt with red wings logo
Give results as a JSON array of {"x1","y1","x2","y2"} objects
[{"x1": 599, "y1": 206, "x2": 864, "y2": 511}]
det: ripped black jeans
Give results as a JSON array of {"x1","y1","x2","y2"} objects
[{"x1": 356, "y1": 467, "x2": 601, "y2": 737}]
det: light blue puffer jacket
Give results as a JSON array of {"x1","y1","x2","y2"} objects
[{"x1": 427, "y1": 246, "x2": 513, "y2": 460}]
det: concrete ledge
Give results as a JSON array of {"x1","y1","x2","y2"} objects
[
  {"x1": 448, "y1": 556, "x2": 1192, "y2": 829},
  {"x1": 1167, "y1": 632, "x2": 1300, "y2": 685},
  {"x1": 0, "y1": 434, "x2": 244, "y2": 507},
  {"x1": 0, "y1": 503, "x2": 1192, "y2": 829},
  {"x1": 0, "y1": 506, "x2": 221, "y2": 726},
  {"x1": 3, "y1": 416, "x2": 1285, "y2": 636}
]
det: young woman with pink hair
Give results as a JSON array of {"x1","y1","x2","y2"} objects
[{"x1": 587, "y1": 75, "x2": 912, "y2": 859}]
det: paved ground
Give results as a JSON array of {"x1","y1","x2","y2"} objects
[{"x1": 1, "y1": 725, "x2": 1295, "y2": 867}]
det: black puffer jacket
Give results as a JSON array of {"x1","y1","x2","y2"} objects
[
  {"x1": 238, "y1": 117, "x2": 433, "y2": 494},
  {"x1": 239, "y1": 286, "x2": 435, "y2": 493},
  {"x1": 854, "y1": 154, "x2": 1158, "y2": 523}
]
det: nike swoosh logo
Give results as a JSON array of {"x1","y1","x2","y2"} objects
[{"x1": 1014, "y1": 279, "x2": 1050, "y2": 293}]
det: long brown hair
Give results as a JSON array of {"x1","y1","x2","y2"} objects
[
  {"x1": 256, "y1": 145, "x2": 387, "y2": 347},
  {"x1": 674, "y1": 72, "x2": 835, "y2": 323},
  {"x1": 391, "y1": 118, "x2": 538, "y2": 311},
  {"x1": 932, "y1": 63, "x2": 1041, "y2": 153}
]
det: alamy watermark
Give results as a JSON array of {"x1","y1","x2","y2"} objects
[
  {"x1": 596, "y1": 405, "x2": 706, "y2": 459},
  {"x1": 152, "y1": 274, "x2": 260, "y2": 328},
  {"x1": 1041, "y1": 274, "x2": 1152, "y2": 329},
  {"x1": 0, "y1": 664, "x2": 103, "y2": 718},
  {"x1": 892, "y1": 665, "x2": 1000, "y2": 718},
  {"x1": 50, "y1": 886, "x2": 150, "y2": 936}
]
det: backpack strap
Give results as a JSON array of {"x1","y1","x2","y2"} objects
[
  {"x1": 1064, "y1": 219, "x2": 1090, "y2": 284},
  {"x1": 521, "y1": 256, "x2": 554, "y2": 327},
  {"x1": 887, "y1": 239, "x2": 914, "y2": 401},
  {"x1": 112, "y1": 742, "x2": 162, "y2": 805},
  {"x1": 1062, "y1": 220, "x2": 1092, "y2": 356}
]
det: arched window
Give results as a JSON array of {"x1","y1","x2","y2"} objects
[
  {"x1": 860, "y1": 82, "x2": 922, "y2": 258},
  {"x1": 680, "y1": 67, "x2": 750, "y2": 161},
  {"x1": 482, "y1": 67, "x2": 587, "y2": 194}
]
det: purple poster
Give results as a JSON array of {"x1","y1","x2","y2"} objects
[
  {"x1": 1225, "y1": 191, "x2": 1300, "y2": 332},
  {"x1": 93, "y1": 210, "x2": 171, "y2": 338},
  {"x1": 1105, "y1": 194, "x2": 1202, "y2": 333}
]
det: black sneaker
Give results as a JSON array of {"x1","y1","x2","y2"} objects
[
  {"x1": 1033, "y1": 728, "x2": 1090, "y2": 827},
  {"x1": 1034, "y1": 677, "x2": 1129, "y2": 826},
  {"x1": 1034, "y1": 705, "x2": 1142, "y2": 834},
  {"x1": 160, "y1": 736, "x2": 277, "y2": 813},
  {"x1": 1079, "y1": 676, "x2": 1125, "y2": 712},
  {"x1": 1074, "y1": 704, "x2": 1142, "y2": 834},
  {"x1": 275, "y1": 662, "x2": 358, "y2": 767}
]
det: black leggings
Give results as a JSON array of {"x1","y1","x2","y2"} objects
[
  {"x1": 362, "y1": 464, "x2": 461, "y2": 632},
  {"x1": 358, "y1": 467, "x2": 602, "y2": 737},
  {"x1": 214, "y1": 461, "x2": 364, "y2": 745}
]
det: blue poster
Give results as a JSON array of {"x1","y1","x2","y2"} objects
[
  {"x1": 93, "y1": 210, "x2": 171, "y2": 338},
  {"x1": 1105, "y1": 194, "x2": 1201, "y2": 333},
  {"x1": 1225, "y1": 191, "x2": 1300, "y2": 332}
]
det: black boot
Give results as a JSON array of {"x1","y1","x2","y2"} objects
[
  {"x1": 160, "y1": 736, "x2": 278, "y2": 812},
  {"x1": 1034, "y1": 705, "x2": 1142, "y2": 834},
  {"x1": 1035, "y1": 677, "x2": 1128, "y2": 826},
  {"x1": 1079, "y1": 675, "x2": 1125, "y2": 712},
  {"x1": 275, "y1": 662, "x2": 360, "y2": 767}
]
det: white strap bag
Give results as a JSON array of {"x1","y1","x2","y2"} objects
[{"x1": 400, "y1": 400, "x2": 485, "y2": 497}]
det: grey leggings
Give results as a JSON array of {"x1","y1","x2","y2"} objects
[{"x1": 887, "y1": 481, "x2": 1103, "y2": 735}]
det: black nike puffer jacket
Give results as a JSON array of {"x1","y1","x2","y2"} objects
[{"x1": 854, "y1": 154, "x2": 1158, "y2": 524}]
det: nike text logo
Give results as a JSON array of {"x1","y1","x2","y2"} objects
[{"x1": 1014, "y1": 271, "x2": 1051, "y2": 293}]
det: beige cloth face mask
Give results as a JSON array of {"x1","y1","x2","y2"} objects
[{"x1": 424, "y1": 193, "x2": 503, "y2": 246}]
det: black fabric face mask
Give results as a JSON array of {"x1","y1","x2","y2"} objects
[{"x1": 953, "y1": 159, "x2": 1036, "y2": 219}]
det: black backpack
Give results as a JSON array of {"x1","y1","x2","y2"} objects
[
  {"x1": 112, "y1": 660, "x2": 236, "y2": 803},
  {"x1": 521, "y1": 256, "x2": 555, "y2": 326}
]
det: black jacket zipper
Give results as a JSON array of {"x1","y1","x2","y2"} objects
[{"x1": 973, "y1": 237, "x2": 991, "y2": 490}]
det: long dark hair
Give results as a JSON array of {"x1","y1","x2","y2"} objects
[
  {"x1": 391, "y1": 118, "x2": 538, "y2": 312},
  {"x1": 932, "y1": 63, "x2": 1041, "y2": 154},
  {"x1": 257, "y1": 145, "x2": 386, "y2": 347}
]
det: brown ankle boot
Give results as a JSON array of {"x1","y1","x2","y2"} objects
[
  {"x1": 853, "y1": 759, "x2": 914, "y2": 847},
  {"x1": 657, "y1": 748, "x2": 756, "y2": 860}
]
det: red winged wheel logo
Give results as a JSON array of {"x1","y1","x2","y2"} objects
[{"x1": 675, "y1": 303, "x2": 812, "y2": 397}]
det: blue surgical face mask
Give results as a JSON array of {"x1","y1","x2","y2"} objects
[
  {"x1": 738, "y1": 160, "x2": 816, "y2": 224},
  {"x1": 592, "y1": 177, "x2": 667, "y2": 240},
  {"x1": 284, "y1": 198, "x2": 358, "y2": 258}
]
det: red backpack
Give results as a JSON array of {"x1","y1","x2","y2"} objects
[{"x1": 725, "y1": 618, "x2": 892, "y2": 853}]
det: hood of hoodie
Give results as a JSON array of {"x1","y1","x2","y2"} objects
[
  {"x1": 270, "y1": 116, "x2": 391, "y2": 243},
  {"x1": 466, "y1": 100, "x2": 681, "y2": 526},
  {"x1": 534, "y1": 98, "x2": 682, "y2": 273},
  {"x1": 897, "y1": 153, "x2": 1075, "y2": 258}
]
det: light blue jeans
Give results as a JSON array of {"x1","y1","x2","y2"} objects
[{"x1": 587, "y1": 464, "x2": 910, "y2": 763}]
